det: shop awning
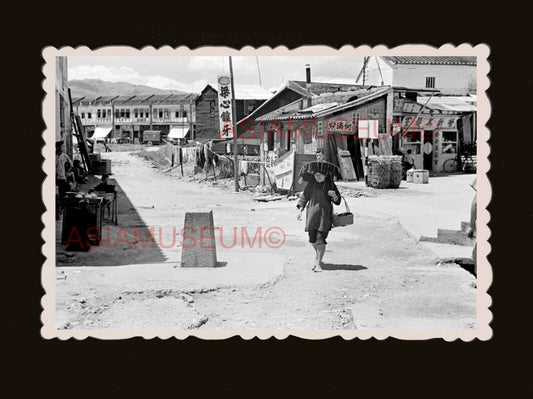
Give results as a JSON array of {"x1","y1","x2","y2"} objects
[
  {"x1": 168, "y1": 127, "x2": 190, "y2": 139},
  {"x1": 92, "y1": 126, "x2": 113, "y2": 139},
  {"x1": 417, "y1": 97, "x2": 477, "y2": 112}
]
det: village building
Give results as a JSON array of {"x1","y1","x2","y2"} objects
[
  {"x1": 250, "y1": 85, "x2": 394, "y2": 188},
  {"x1": 392, "y1": 88, "x2": 477, "y2": 172},
  {"x1": 364, "y1": 56, "x2": 477, "y2": 96},
  {"x1": 194, "y1": 84, "x2": 272, "y2": 145},
  {"x1": 237, "y1": 77, "x2": 369, "y2": 129},
  {"x1": 72, "y1": 93, "x2": 197, "y2": 143},
  {"x1": 56, "y1": 56, "x2": 73, "y2": 157}
]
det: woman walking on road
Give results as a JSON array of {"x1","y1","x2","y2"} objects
[{"x1": 297, "y1": 161, "x2": 342, "y2": 272}]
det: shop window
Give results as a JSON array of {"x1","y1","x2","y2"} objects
[
  {"x1": 425, "y1": 76, "x2": 435, "y2": 88},
  {"x1": 402, "y1": 130, "x2": 422, "y2": 154},
  {"x1": 404, "y1": 130, "x2": 421, "y2": 143},
  {"x1": 441, "y1": 131, "x2": 458, "y2": 154}
]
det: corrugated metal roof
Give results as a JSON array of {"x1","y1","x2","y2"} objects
[
  {"x1": 299, "y1": 102, "x2": 339, "y2": 113},
  {"x1": 236, "y1": 82, "x2": 381, "y2": 125},
  {"x1": 382, "y1": 56, "x2": 477, "y2": 66},
  {"x1": 258, "y1": 86, "x2": 392, "y2": 121},
  {"x1": 291, "y1": 81, "x2": 368, "y2": 95}
]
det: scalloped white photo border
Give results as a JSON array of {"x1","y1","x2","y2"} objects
[{"x1": 41, "y1": 44, "x2": 492, "y2": 341}]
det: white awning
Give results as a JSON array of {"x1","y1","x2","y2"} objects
[
  {"x1": 168, "y1": 127, "x2": 190, "y2": 139},
  {"x1": 417, "y1": 97, "x2": 477, "y2": 112},
  {"x1": 92, "y1": 126, "x2": 113, "y2": 139}
]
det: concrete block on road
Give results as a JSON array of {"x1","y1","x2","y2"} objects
[{"x1": 181, "y1": 211, "x2": 218, "y2": 268}]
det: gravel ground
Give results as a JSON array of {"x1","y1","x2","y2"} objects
[{"x1": 54, "y1": 150, "x2": 476, "y2": 331}]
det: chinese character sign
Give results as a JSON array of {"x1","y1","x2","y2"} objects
[{"x1": 217, "y1": 75, "x2": 234, "y2": 138}]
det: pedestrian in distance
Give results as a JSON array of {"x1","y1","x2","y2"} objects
[
  {"x1": 296, "y1": 161, "x2": 342, "y2": 272},
  {"x1": 56, "y1": 141, "x2": 72, "y2": 198},
  {"x1": 404, "y1": 149, "x2": 415, "y2": 170}
]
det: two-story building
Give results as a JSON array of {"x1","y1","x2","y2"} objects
[
  {"x1": 72, "y1": 93, "x2": 198, "y2": 143},
  {"x1": 365, "y1": 56, "x2": 477, "y2": 95},
  {"x1": 194, "y1": 84, "x2": 272, "y2": 143},
  {"x1": 56, "y1": 57, "x2": 73, "y2": 157}
]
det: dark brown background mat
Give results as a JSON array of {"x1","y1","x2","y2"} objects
[{"x1": 6, "y1": 12, "x2": 528, "y2": 394}]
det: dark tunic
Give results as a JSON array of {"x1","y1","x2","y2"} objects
[{"x1": 297, "y1": 180, "x2": 341, "y2": 232}]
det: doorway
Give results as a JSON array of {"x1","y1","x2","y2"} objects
[
  {"x1": 423, "y1": 130, "x2": 434, "y2": 170},
  {"x1": 347, "y1": 134, "x2": 363, "y2": 180}
]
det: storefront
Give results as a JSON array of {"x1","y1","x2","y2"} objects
[
  {"x1": 393, "y1": 92, "x2": 476, "y2": 173},
  {"x1": 398, "y1": 115, "x2": 460, "y2": 172}
]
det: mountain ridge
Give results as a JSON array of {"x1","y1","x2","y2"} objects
[{"x1": 68, "y1": 79, "x2": 190, "y2": 98}]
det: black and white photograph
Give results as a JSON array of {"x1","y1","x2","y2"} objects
[{"x1": 42, "y1": 45, "x2": 491, "y2": 339}]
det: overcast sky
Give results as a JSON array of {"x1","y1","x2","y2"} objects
[{"x1": 67, "y1": 56, "x2": 369, "y2": 93}]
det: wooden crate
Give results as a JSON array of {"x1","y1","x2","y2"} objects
[{"x1": 92, "y1": 160, "x2": 111, "y2": 175}]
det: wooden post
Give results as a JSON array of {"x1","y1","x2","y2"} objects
[
  {"x1": 189, "y1": 99, "x2": 194, "y2": 141},
  {"x1": 111, "y1": 102, "x2": 115, "y2": 139},
  {"x1": 260, "y1": 129, "x2": 265, "y2": 186},
  {"x1": 149, "y1": 102, "x2": 153, "y2": 130},
  {"x1": 180, "y1": 147, "x2": 184, "y2": 177},
  {"x1": 229, "y1": 56, "x2": 239, "y2": 192},
  {"x1": 364, "y1": 139, "x2": 369, "y2": 184}
]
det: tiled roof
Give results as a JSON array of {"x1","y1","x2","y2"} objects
[
  {"x1": 382, "y1": 56, "x2": 477, "y2": 66},
  {"x1": 73, "y1": 93, "x2": 197, "y2": 106}
]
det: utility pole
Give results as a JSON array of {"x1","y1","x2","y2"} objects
[
  {"x1": 229, "y1": 56, "x2": 239, "y2": 192},
  {"x1": 356, "y1": 57, "x2": 370, "y2": 85},
  {"x1": 189, "y1": 98, "x2": 194, "y2": 141},
  {"x1": 256, "y1": 56, "x2": 262, "y2": 86}
]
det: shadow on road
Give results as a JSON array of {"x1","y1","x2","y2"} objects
[
  {"x1": 56, "y1": 177, "x2": 167, "y2": 267},
  {"x1": 321, "y1": 263, "x2": 367, "y2": 271}
]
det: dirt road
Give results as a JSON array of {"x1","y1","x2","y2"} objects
[{"x1": 55, "y1": 150, "x2": 476, "y2": 331}]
